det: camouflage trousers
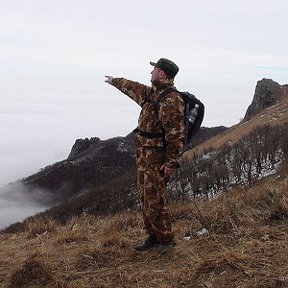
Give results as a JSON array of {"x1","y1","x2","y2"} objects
[{"x1": 135, "y1": 145, "x2": 174, "y2": 242}]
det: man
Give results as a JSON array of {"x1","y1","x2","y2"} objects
[{"x1": 105, "y1": 58, "x2": 185, "y2": 251}]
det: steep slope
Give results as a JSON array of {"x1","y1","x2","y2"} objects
[
  {"x1": 1, "y1": 168, "x2": 288, "y2": 288},
  {"x1": 177, "y1": 83, "x2": 288, "y2": 200},
  {"x1": 23, "y1": 133, "x2": 136, "y2": 202},
  {"x1": 189, "y1": 82, "x2": 288, "y2": 158}
]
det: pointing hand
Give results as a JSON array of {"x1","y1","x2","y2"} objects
[{"x1": 105, "y1": 75, "x2": 114, "y2": 85}]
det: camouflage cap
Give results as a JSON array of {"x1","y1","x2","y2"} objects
[{"x1": 150, "y1": 58, "x2": 179, "y2": 79}]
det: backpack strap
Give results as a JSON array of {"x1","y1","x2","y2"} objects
[
  {"x1": 154, "y1": 87, "x2": 178, "y2": 108},
  {"x1": 156, "y1": 88, "x2": 192, "y2": 148},
  {"x1": 135, "y1": 88, "x2": 180, "y2": 139}
]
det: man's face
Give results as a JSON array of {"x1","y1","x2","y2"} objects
[{"x1": 151, "y1": 66, "x2": 163, "y2": 82}]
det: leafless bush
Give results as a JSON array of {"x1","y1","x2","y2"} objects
[{"x1": 171, "y1": 124, "x2": 288, "y2": 201}]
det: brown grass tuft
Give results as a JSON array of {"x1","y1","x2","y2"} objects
[
  {"x1": 100, "y1": 234, "x2": 132, "y2": 249},
  {"x1": 74, "y1": 247, "x2": 119, "y2": 271},
  {"x1": 25, "y1": 216, "x2": 58, "y2": 238},
  {"x1": 8, "y1": 255, "x2": 61, "y2": 288}
]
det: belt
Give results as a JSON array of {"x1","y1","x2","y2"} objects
[{"x1": 134, "y1": 128, "x2": 164, "y2": 139}]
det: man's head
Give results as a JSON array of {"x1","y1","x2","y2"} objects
[{"x1": 150, "y1": 58, "x2": 179, "y2": 82}]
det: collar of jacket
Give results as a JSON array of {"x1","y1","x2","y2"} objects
[{"x1": 151, "y1": 78, "x2": 174, "y2": 91}]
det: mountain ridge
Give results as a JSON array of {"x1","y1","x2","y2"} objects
[
  {"x1": 189, "y1": 81, "x2": 288, "y2": 158},
  {"x1": 22, "y1": 127, "x2": 227, "y2": 203}
]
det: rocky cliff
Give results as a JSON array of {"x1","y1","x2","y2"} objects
[
  {"x1": 23, "y1": 133, "x2": 136, "y2": 202},
  {"x1": 244, "y1": 78, "x2": 288, "y2": 120},
  {"x1": 22, "y1": 127, "x2": 226, "y2": 204}
]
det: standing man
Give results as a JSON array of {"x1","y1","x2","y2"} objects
[{"x1": 105, "y1": 58, "x2": 185, "y2": 251}]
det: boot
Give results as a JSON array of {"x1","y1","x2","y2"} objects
[
  {"x1": 135, "y1": 235, "x2": 160, "y2": 251},
  {"x1": 157, "y1": 240, "x2": 176, "y2": 251}
]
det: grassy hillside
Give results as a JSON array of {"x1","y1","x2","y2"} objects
[
  {"x1": 189, "y1": 98, "x2": 288, "y2": 157},
  {"x1": 1, "y1": 166, "x2": 288, "y2": 288},
  {"x1": 1, "y1": 90, "x2": 287, "y2": 287}
]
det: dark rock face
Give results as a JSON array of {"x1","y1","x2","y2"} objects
[
  {"x1": 67, "y1": 137, "x2": 101, "y2": 160},
  {"x1": 244, "y1": 79, "x2": 288, "y2": 120},
  {"x1": 23, "y1": 133, "x2": 136, "y2": 202}
]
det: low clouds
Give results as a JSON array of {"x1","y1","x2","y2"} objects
[
  {"x1": 0, "y1": 182, "x2": 54, "y2": 230},
  {"x1": 0, "y1": 73, "x2": 139, "y2": 229}
]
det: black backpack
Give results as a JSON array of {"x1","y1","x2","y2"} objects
[{"x1": 155, "y1": 88, "x2": 205, "y2": 150}]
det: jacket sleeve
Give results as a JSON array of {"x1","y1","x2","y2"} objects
[
  {"x1": 112, "y1": 78, "x2": 151, "y2": 107},
  {"x1": 158, "y1": 92, "x2": 185, "y2": 169}
]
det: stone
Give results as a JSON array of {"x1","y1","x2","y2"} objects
[{"x1": 244, "y1": 78, "x2": 288, "y2": 121}]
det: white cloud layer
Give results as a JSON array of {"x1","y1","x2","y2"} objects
[{"x1": 0, "y1": 182, "x2": 53, "y2": 230}]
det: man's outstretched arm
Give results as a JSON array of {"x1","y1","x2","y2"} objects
[{"x1": 104, "y1": 75, "x2": 150, "y2": 107}]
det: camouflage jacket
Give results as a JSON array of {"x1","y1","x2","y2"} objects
[{"x1": 112, "y1": 77, "x2": 185, "y2": 169}]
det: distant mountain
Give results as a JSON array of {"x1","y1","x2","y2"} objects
[
  {"x1": 23, "y1": 133, "x2": 136, "y2": 203},
  {"x1": 190, "y1": 79, "x2": 288, "y2": 158},
  {"x1": 180, "y1": 79, "x2": 288, "y2": 201}
]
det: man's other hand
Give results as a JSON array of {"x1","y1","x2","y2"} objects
[{"x1": 160, "y1": 165, "x2": 176, "y2": 176}]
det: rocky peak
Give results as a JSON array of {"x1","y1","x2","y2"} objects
[
  {"x1": 244, "y1": 78, "x2": 288, "y2": 120},
  {"x1": 68, "y1": 137, "x2": 101, "y2": 160}
]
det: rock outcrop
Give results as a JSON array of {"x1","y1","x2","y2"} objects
[
  {"x1": 244, "y1": 78, "x2": 288, "y2": 120},
  {"x1": 23, "y1": 133, "x2": 136, "y2": 202},
  {"x1": 68, "y1": 137, "x2": 101, "y2": 160},
  {"x1": 22, "y1": 126, "x2": 226, "y2": 204}
]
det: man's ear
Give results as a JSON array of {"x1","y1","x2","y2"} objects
[{"x1": 159, "y1": 70, "x2": 168, "y2": 79}]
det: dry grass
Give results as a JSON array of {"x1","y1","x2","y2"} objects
[
  {"x1": 1, "y1": 172, "x2": 288, "y2": 287},
  {"x1": 8, "y1": 255, "x2": 61, "y2": 288}
]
